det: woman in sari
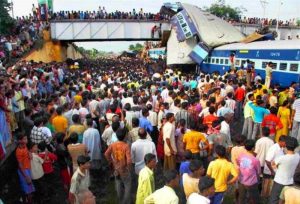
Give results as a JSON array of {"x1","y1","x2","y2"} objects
[{"x1": 275, "y1": 100, "x2": 291, "y2": 142}]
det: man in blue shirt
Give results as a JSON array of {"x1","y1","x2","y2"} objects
[
  {"x1": 190, "y1": 77, "x2": 198, "y2": 90},
  {"x1": 217, "y1": 100, "x2": 233, "y2": 117},
  {"x1": 249, "y1": 99, "x2": 270, "y2": 140},
  {"x1": 139, "y1": 108, "x2": 153, "y2": 134}
]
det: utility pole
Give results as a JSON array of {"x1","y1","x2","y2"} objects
[
  {"x1": 260, "y1": 0, "x2": 268, "y2": 19},
  {"x1": 276, "y1": 0, "x2": 283, "y2": 39},
  {"x1": 11, "y1": 0, "x2": 14, "y2": 18}
]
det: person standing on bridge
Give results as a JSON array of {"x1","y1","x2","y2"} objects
[{"x1": 265, "y1": 62, "x2": 273, "y2": 89}]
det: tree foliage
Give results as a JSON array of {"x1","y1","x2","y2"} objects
[
  {"x1": 128, "y1": 43, "x2": 143, "y2": 53},
  {"x1": 77, "y1": 46, "x2": 113, "y2": 59},
  {"x1": 205, "y1": 0, "x2": 245, "y2": 21},
  {"x1": 0, "y1": 0, "x2": 15, "y2": 34}
]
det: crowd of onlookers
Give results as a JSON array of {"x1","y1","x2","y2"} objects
[
  {"x1": 229, "y1": 17, "x2": 300, "y2": 27},
  {"x1": 51, "y1": 7, "x2": 170, "y2": 21},
  {"x1": 0, "y1": 55, "x2": 299, "y2": 204},
  {"x1": 0, "y1": 10, "x2": 49, "y2": 68}
]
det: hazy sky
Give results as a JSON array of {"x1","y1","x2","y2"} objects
[{"x1": 11, "y1": 0, "x2": 300, "y2": 52}]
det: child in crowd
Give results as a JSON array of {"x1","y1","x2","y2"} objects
[
  {"x1": 29, "y1": 143, "x2": 48, "y2": 203},
  {"x1": 38, "y1": 141, "x2": 58, "y2": 193},
  {"x1": 16, "y1": 133, "x2": 35, "y2": 204},
  {"x1": 55, "y1": 132, "x2": 71, "y2": 192}
]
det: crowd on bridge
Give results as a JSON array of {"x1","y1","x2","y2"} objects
[
  {"x1": 51, "y1": 7, "x2": 170, "y2": 21},
  {"x1": 229, "y1": 17, "x2": 300, "y2": 27},
  {"x1": 0, "y1": 53, "x2": 299, "y2": 204}
]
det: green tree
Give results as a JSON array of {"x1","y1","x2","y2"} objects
[
  {"x1": 128, "y1": 43, "x2": 144, "y2": 52},
  {"x1": 205, "y1": 0, "x2": 246, "y2": 21},
  {"x1": 77, "y1": 46, "x2": 86, "y2": 54},
  {"x1": 0, "y1": 0, "x2": 15, "y2": 34}
]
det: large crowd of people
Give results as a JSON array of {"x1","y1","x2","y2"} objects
[
  {"x1": 0, "y1": 17, "x2": 46, "y2": 67},
  {"x1": 51, "y1": 7, "x2": 170, "y2": 21},
  {"x1": 229, "y1": 17, "x2": 300, "y2": 27},
  {"x1": 0, "y1": 55, "x2": 299, "y2": 204}
]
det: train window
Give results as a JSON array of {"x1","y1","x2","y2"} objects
[
  {"x1": 279, "y1": 63, "x2": 287, "y2": 70},
  {"x1": 220, "y1": 59, "x2": 224, "y2": 64},
  {"x1": 225, "y1": 59, "x2": 229, "y2": 65},
  {"x1": 207, "y1": 58, "x2": 211, "y2": 63},
  {"x1": 216, "y1": 58, "x2": 219, "y2": 64},
  {"x1": 241, "y1": 60, "x2": 246, "y2": 67},
  {"x1": 262, "y1": 62, "x2": 268, "y2": 68},
  {"x1": 211, "y1": 58, "x2": 215, "y2": 64},
  {"x1": 235, "y1": 60, "x2": 240, "y2": 66},
  {"x1": 290, "y1": 64, "x2": 299, "y2": 72},
  {"x1": 272, "y1": 63, "x2": 277, "y2": 70}
]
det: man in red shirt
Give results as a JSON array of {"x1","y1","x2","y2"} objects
[
  {"x1": 262, "y1": 107, "x2": 283, "y2": 141},
  {"x1": 203, "y1": 106, "x2": 218, "y2": 129},
  {"x1": 235, "y1": 82, "x2": 245, "y2": 119}
]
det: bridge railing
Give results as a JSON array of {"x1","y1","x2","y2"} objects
[
  {"x1": 50, "y1": 20, "x2": 300, "y2": 29},
  {"x1": 50, "y1": 19, "x2": 170, "y2": 23}
]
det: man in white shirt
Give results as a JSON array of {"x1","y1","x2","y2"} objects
[
  {"x1": 121, "y1": 92, "x2": 134, "y2": 107},
  {"x1": 163, "y1": 113, "x2": 177, "y2": 171},
  {"x1": 88, "y1": 94, "x2": 100, "y2": 120},
  {"x1": 79, "y1": 100, "x2": 89, "y2": 123},
  {"x1": 220, "y1": 113, "x2": 234, "y2": 150},
  {"x1": 147, "y1": 104, "x2": 159, "y2": 145},
  {"x1": 269, "y1": 90, "x2": 278, "y2": 108},
  {"x1": 161, "y1": 86, "x2": 169, "y2": 102},
  {"x1": 69, "y1": 155, "x2": 91, "y2": 204},
  {"x1": 131, "y1": 128, "x2": 157, "y2": 175},
  {"x1": 254, "y1": 127, "x2": 274, "y2": 168},
  {"x1": 147, "y1": 104, "x2": 157, "y2": 127},
  {"x1": 225, "y1": 80, "x2": 234, "y2": 94},
  {"x1": 291, "y1": 95, "x2": 300, "y2": 141},
  {"x1": 225, "y1": 92, "x2": 236, "y2": 112},
  {"x1": 199, "y1": 101, "x2": 210, "y2": 118},
  {"x1": 187, "y1": 176, "x2": 215, "y2": 204},
  {"x1": 41, "y1": 116, "x2": 52, "y2": 138},
  {"x1": 169, "y1": 99, "x2": 181, "y2": 115},
  {"x1": 261, "y1": 136, "x2": 286, "y2": 198},
  {"x1": 82, "y1": 119, "x2": 101, "y2": 170},
  {"x1": 265, "y1": 62, "x2": 273, "y2": 89},
  {"x1": 269, "y1": 137, "x2": 300, "y2": 203}
]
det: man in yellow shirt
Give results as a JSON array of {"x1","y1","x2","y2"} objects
[
  {"x1": 52, "y1": 106, "x2": 68, "y2": 134},
  {"x1": 207, "y1": 145, "x2": 238, "y2": 204},
  {"x1": 144, "y1": 169, "x2": 179, "y2": 204},
  {"x1": 73, "y1": 89, "x2": 83, "y2": 104},
  {"x1": 279, "y1": 171, "x2": 300, "y2": 204},
  {"x1": 136, "y1": 153, "x2": 156, "y2": 204},
  {"x1": 278, "y1": 88, "x2": 289, "y2": 106},
  {"x1": 183, "y1": 121, "x2": 208, "y2": 160}
]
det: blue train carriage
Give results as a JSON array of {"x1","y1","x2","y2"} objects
[
  {"x1": 200, "y1": 40, "x2": 300, "y2": 87},
  {"x1": 148, "y1": 47, "x2": 167, "y2": 60}
]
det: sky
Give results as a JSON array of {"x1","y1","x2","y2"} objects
[{"x1": 10, "y1": 0, "x2": 300, "y2": 52}]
